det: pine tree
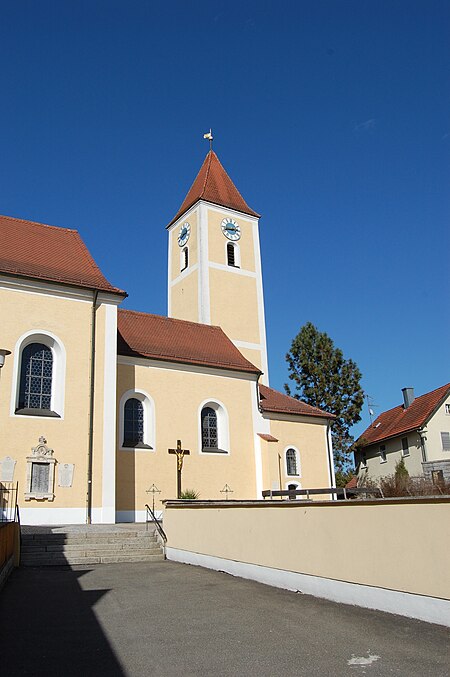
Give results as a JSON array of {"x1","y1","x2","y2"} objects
[{"x1": 285, "y1": 322, "x2": 364, "y2": 476}]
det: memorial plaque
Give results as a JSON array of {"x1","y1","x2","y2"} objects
[
  {"x1": 58, "y1": 463, "x2": 74, "y2": 488},
  {"x1": 1, "y1": 456, "x2": 16, "y2": 482}
]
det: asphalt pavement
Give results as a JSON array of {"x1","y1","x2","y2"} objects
[{"x1": 1, "y1": 560, "x2": 448, "y2": 676}]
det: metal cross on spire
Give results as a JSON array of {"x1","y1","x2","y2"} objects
[{"x1": 203, "y1": 128, "x2": 213, "y2": 150}]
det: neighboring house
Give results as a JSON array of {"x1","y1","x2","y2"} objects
[
  {"x1": 0, "y1": 148, "x2": 335, "y2": 525},
  {"x1": 355, "y1": 384, "x2": 450, "y2": 484}
]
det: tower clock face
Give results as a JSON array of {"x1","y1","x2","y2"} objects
[
  {"x1": 177, "y1": 222, "x2": 191, "y2": 247},
  {"x1": 221, "y1": 218, "x2": 241, "y2": 241}
]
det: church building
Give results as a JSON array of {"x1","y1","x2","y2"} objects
[{"x1": 0, "y1": 149, "x2": 335, "y2": 525}]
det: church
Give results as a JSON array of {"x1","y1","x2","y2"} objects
[{"x1": 0, "y1": 149, "x2": 335, "y2": 525}]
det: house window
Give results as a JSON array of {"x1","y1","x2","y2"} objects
[
  {"x1": 119, "y1": 390, "x2": 154, "y2": 450},
  {"x1": 379, "y1": 445, "x2": 387, "y2": 463},
  {"x1": 123, "y1": 398, "x2": 144, "y2": 447},
  {"x1": 445, "y1": 404, "x2": 450, "y2": 415},
  {"x1": 441, "y1": 432, "x2": 450, "y2": 452},
  {"x1": 201, "y1": 407, "x2": 218, "y2": 450},
  {"x1": 286, "y1": 482, "x2": 301, "y2": 500},
  {"x1": 286, "y1": 447, "x2": 300, "y2": 476},
  {"x1": 181, "y1": 247, "x2": 188, "y2": 271},
  {"x1": 401, "y1": 437, "x2": 410, "y2": 457}
]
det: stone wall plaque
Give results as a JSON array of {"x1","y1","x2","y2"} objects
[
  {"x1": 58, "y1": 463, "x2": 74, "y2": 488},
  {"x1": 1, "y1": 456, "x2": 16, "y2": 482}
]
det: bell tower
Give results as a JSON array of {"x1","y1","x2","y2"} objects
[{"x1": 167, "y1": 150, "x2": 269, "y2": 383}]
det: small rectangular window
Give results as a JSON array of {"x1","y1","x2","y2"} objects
[
  {"x1": 401, "y1": 437, "x2": 409, "y2": 457},
  {"x1": 379, "y1": 445, "x2": 387, "y2": 463},
  {"x1": 445, "y1": 404, "x2": 450, "y2": 415},
  {"x1": 227, "y1": 243, "x2": 235, "y2": 267},
  {"x1": 441, "y1": 432, "x2": 450, "y2": 451}
]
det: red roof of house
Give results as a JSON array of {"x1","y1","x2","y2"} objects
[
  {"x1": 0, "y1": 214, "x2": 126, "y2": 295},
  {"x1": 345, "y1": 476, "x2": 358, "y2": 489},
  {"x1": 359, "y1": 383, "x2": 450, "y2": 447},
  {"x1": 117, "y1": 309, "x2": 261, "y2": 374},
  {"x1": 258, "y1": 384, "x2": 334, "y2": 419},
  {"x1": 167, "y1": 150, "x2": 260, "y2": 227}
]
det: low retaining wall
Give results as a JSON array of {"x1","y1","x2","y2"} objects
[
  {"x1": 0, "y1": 522, "x2": 20, "y2": 591},
  {"x1": 164, "y1": 497, "x2": 450, "y2": 627}
]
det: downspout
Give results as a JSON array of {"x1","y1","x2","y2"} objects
[
  {"x1": 418, "y1": 428, "x2": 428, "y2": 463},
  {"x1": 86, "y1": 289, "x2": 99, "y2": 524},
  {"x1": 326, "y1": 420, "x2": 337, "y2": 500}
]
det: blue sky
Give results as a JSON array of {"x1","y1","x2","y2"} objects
[{"x1": 1, "y1": 1, "x2": 448, "y2": 438}]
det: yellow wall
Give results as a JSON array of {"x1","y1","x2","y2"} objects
[
  {"x1": 170, "y1": 211, "x2": 198, "y2": 281},
  {"x1": 116, "y1": 362, "x2": 258, "y2": 513},
  {"x1": 262, "y1": 417, "x2": 331, "y2": 491},
  {"x1": 0, "y1": 285, "x2": 109, "y2": 514},
  {"x1": 170, "y1": 271, "x2": 199, "y2": 324},
  {"x1": 164, "y1": 498, "x2": 450, "y2": 600},
  {"x1": 209, "y1": 269, "x2": 260, "y2": 344}
]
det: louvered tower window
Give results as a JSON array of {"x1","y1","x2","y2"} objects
[
  {"x1": 201, "y1": 407, "x2": 218, "y2": 450},
  {"x1": 18, "y1": 343, "x2": 53, "y2": 410},
  {"x1": 227, "y1": 243, "x2": 236, "y2": 267}
]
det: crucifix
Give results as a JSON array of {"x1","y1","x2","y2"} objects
[{"x1": 168, "y1": 439, "x2": 190, "y2": 498}]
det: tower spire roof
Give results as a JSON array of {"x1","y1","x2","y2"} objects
[{"x1": 167, "y1": 150, "x2": 260, "y2": 227}]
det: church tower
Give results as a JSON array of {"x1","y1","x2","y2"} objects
[{"x1": 167, "y1": 150, "x2": 269, "y2": 383}]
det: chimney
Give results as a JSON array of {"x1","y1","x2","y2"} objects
[{"x1": 402, "y1": 387, "x2": 415, "y2": 409}]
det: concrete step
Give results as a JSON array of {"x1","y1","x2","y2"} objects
[
  {"x1": 21, "y1": 552, "x2": 165, "y2": 566},
  {"x1": 21, "y1": 533, "x2": 156, "y2": 545},
  {"x1": 21, "y1": 540, "x2": 158, "y2": 553},
  {"x1": 21, "y1": 546, "x2": 163, "y2": 560}
]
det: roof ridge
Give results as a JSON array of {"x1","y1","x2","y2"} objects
[
  {"x1": 118, "y1": 307, "x2": 223, "y2": 331},
  {"x1": 0, "y1": 213, "x2": 78, "y2": 233},
  {"x1": 373, "y1": 382, "x2": 450, "y2": 421}
]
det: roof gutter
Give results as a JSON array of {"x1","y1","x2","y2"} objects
[{"x1": 86, "y1": 289, "x2": 99, "y2": 524}]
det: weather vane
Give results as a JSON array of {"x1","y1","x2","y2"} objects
[{"x1": 203, "y1": 128, "x2": 213, "y2": 150}]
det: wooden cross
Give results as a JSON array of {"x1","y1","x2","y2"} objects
[{"x1": 168, "y1": 439, "x2": 190, "y2": 498}]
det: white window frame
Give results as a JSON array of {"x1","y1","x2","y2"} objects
[
  {"x1": 119, "y1": 389, "x2": 155, "y2": 451},
  {"x1": 10, "y1": 330, "x2": 66, "y2": 419},
  {"x1": 224, "y1": 241, "x2": 241, "y2": 268},
  {"x1": 401, "y1": 437, "x2": 410, "y2": 457},
  {"x1": 441, "y1": 431, "x2": 450, "y2": 452},
  {"x1": 284, "y1": 445, "x2": 301, "y2": 477},
  {"x1": 198, "y1": 399, "x2": 230, "y2": 455},
  {"x1": 379, "y1": 445, "x2": 387, "y2": 463}
]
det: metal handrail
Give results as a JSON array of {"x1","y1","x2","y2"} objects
[
  {"x1": 261, "y1": 486, "x2": 383, "y2": 500},
  {"x1": 145, "y1": 504, "x2": 167, "y2": 543}
]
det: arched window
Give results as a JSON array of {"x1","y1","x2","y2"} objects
[
  {"x1": 123, "y1": 398, "x2": 144, "y2": 447},
  {"x1": 119, "y1": 389, "x2": 155, "y2": 450},
  {"x1": 12, "y1": 330, "x2": 66, "y2": 418},
  {"x1": 286, "y1": 448, "x2": 298, "y2": 476},
  {"x1": 201, "y1": 407, "x2": 218, "y2": 450},
  {"x1": 18, "y1": 343, "x2": 53, "y2": 412},
  {"x1": 181, "y1": 246, "x2": 189, "y2": 271}
]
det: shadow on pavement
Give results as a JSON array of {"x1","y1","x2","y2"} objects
[{"x1": 0, "y1": 564, "x2": 124, "y2": 677}]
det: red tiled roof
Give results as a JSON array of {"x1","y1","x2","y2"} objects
[
  {"x1": 359, "y1": 383, "x2": 450, "y2": 447},
  {"x1": 117, "y1": 309, "x2": 261, "y2": 374},
  {"x1": 257, "y1": 433, "x2": 279, "y2": 442},
  {"x1": 258, "y1": 384, "x2": 334, "y2": 419},
  {"x1": 0, "y1": 214, "x2": 126, "y2": 295},
  {"x1": 345, "y1": 476, "x2": 358, "y2": 489},
  {"x1": 168, "y1": 150, "x2": 260, "y2": 227}
]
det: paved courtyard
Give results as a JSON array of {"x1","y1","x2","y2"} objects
[{"x1": 1, "y1": 560, "x2": 448, "y2": 677}]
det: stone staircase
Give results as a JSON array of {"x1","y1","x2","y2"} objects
[{"x1": 20, "y1": 525, "x2": 165, "y2": 567}]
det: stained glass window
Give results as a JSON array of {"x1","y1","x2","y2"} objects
[
  {"x1": 202, "y1": 407, "x2": 218, "y2": 450},
  {"x1": 18, "y1": 343, "x2": 53, "y2": 410},
  {"x1": 123, "y1": 398, "x2": 144, "y2": 447}
]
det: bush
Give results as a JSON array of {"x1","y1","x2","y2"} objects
[{"x1": 180, "y1": 488, "x2": 200, "y2": 499}]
